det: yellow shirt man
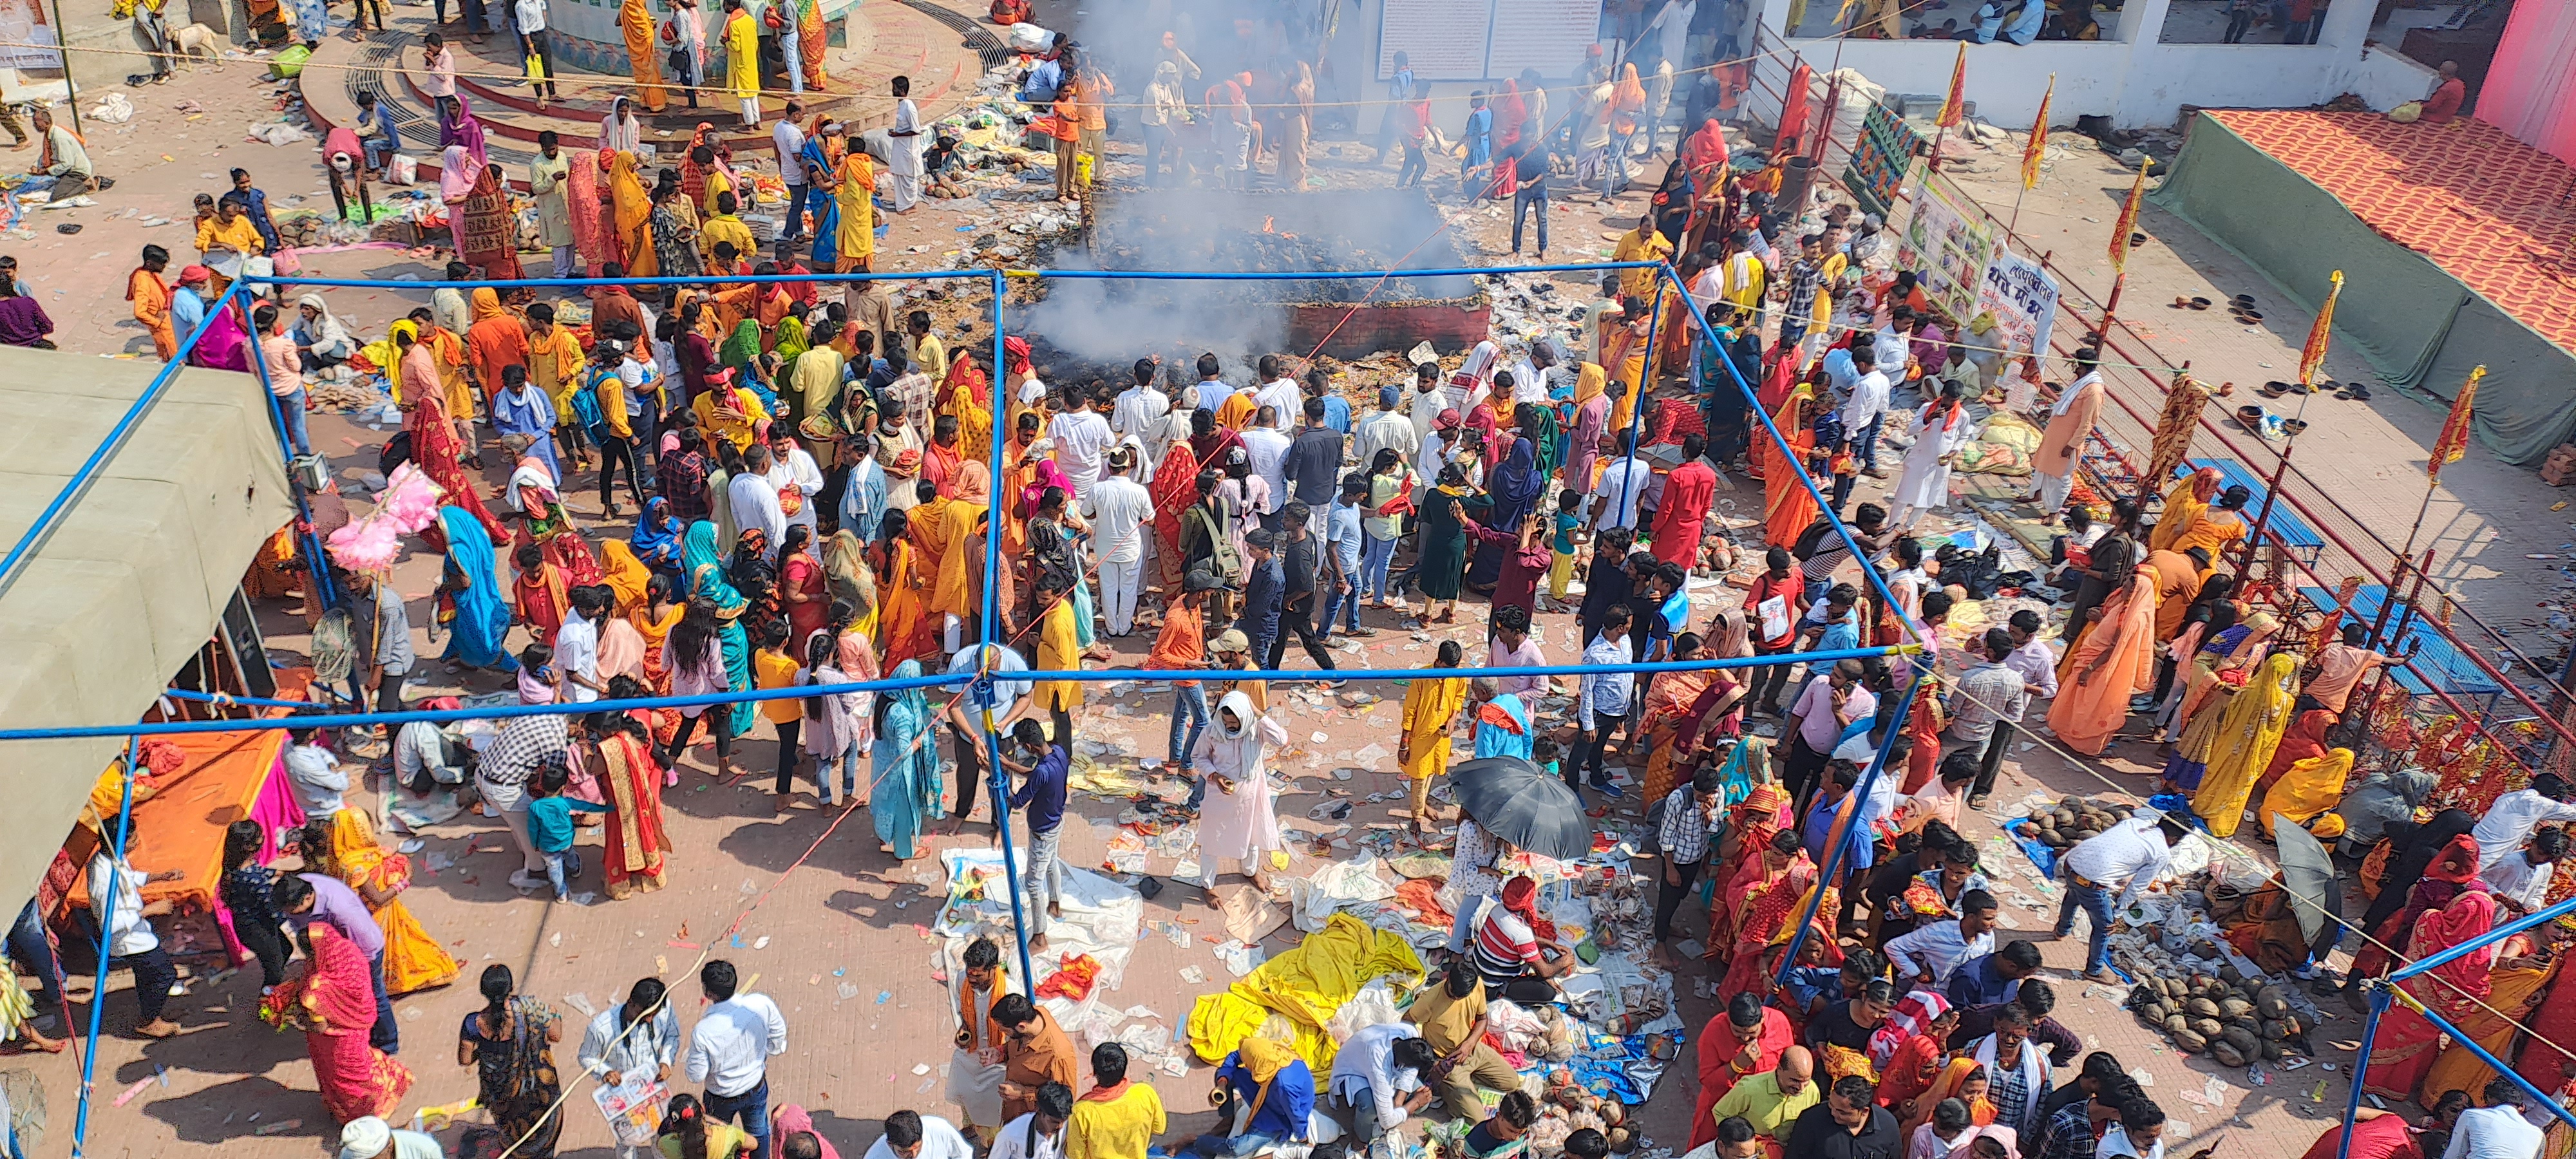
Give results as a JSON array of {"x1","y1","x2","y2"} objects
[
  {"x1": 701, "y1": 209, "x2": 756, "y2": 264},
  {"x1": 1067, "y1": 1082, "x2": 1165, "y2": 1159},
  {"x1": 197, "y1": 211, "x2": 265, "y2": 257},
  {"x1": 1611, "y1": 222, "x2": 1672, "y2": 299},
  {"x1": 1710, "y1": 1067, "x2": 1821, "y2": 1147}
]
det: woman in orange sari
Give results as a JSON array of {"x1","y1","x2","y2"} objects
[
  {"x1": 1762, "y1": 385, "x2": 1819, "y2": 549},
  {"x1": 314, "y1": 813, "x2": 460, "y2": 996},
  {"x1": 1900, "y1": 1058, "x2": 2000, "y2": 1138},
  {"x1": 2423, "y1": 925, "x2": 2566, "y2": 1105},
  {"x1": 1636, "y1": 610, "x2": 1751, "y2": 804},
  {"x1": 607, "y1": 149, "x2": 656, "y2": 276},
  {"x1": 2045, "y1": 547, "x2": 2156, "y2": 755},
  {"x1": 631, "y1": 573, "x2": 685, "y2": 691},
  {"x1": 260, "y1": 923, "x2": 413, "y2": 1124},
  {"x1": 875, "y1": 508, "x2": 937, "y2": 668},
  {"x1": 594, "y1": 713, "x2": 670, "y2": 899},
  {"x1": 2367, "y1": 889, "x2": 2498, "y2": 1106}
]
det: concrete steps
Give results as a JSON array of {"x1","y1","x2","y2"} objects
[{"x1": 302, "y1": 0, "x2": 998, "y2": 188}]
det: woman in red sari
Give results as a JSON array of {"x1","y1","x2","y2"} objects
[
  {"x1": 779, "y1": 523, "x2": 829, "y2": 645},
  {"x1": 453, "y1": 161, "x2": 524, "y2": 281},
  {"x1": 397, "y1": 322, "x2": 507, "y2": 543},
  {"x1": 2352, "y1": 833, "x2": 2482, "y2": 979},
  {"x1": 1711, "y1": 824, "x2": 1819, "y2": 996},
  {"x1": 260, "y1": 923, "x2": 413, "y2": 1124},
  {"x1": 2365, "y1": 887, "x2": 2499, "y2": 1106},
  {"x1": 1151, "y1": 437, "x2": 1202, "y2": 596},
  {"x1": 593, "y1": 713, "x2": 670, "y2": 899}
]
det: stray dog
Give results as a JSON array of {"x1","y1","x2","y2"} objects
[{"x1": 169, "y1": 22, "x2": 222, "y2": 70}]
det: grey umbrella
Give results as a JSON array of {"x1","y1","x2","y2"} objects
[
  {"x1": 1448, "y1": 757, "x2": 1592, "y2": 862},
  {"x1": 2269, "y1": 810, "x2": 2340, "y2": 943}
]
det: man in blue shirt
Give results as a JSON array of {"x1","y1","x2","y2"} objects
[
  {"x1": 1377, "y1": 50, "x2": 1415, "y2": 165},
  {"x1": 1969, "y1": 0, "x2": 2046, "y2": 43},
  {"x1": 1001, "y1": 719, "x2": 1070, "y2": 950},
  {"x1": 1944, "y1": 939, "x2": 2045, "y2": 1048},
  {"x1": 1193, "y1": 1033, "x2": 1314, "y2": 1157},
  {"x1": 1304, "y1": 369, "x2": 1351, "y2": 435},
  {"x1": 1320, "y1": 474, "x2": 1369, "y2": 639}
]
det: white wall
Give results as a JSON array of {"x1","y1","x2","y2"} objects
[{"x1": 1753, "y1": 0, "x2": 2413, "y2": 127}]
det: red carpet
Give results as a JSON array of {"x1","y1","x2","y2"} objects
[{"x1": 2211, "y1": 109, "x2": 2576, "y2": 353}]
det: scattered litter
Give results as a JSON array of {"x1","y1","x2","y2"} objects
[
  {"x1": 1178, "y1": 965, "x2": 1206, "y2": 984},
  {"x1": 562, "y1": 992, "x2": 597, "y2": 1017}
]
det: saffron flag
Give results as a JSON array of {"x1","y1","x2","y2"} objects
[
  {"x1": 1937, "y1": 44, "x2": 1967, "y2": 128},
  {"x1": 2107, "y1": 158, "x2": 2152, "y2": 272},
  {"x1": 2297, "y1": 269, "x2": 2343, "y2": 387},
  {"x1": 2427, "y1": 365, "x2": 2483, "y2": 482},
  {"x1": 2023, "y1": 75, "x2": 2054, "y2": 191}
]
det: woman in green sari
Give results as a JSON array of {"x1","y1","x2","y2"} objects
[
  {"x1": 1414, "y1": 462, "x2": 1479, "y2": 624},
  {"x1": 681, "y1": 521, "x2": 759, "y2": 740}
]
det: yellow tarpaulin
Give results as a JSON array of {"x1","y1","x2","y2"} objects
[{"x1": 1187, "y1": 912, "x2": 1424, "y2": 1071}]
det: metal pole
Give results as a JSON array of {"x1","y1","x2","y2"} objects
[
  {"x1": 70, "y1": 737, "x2": 138, "y2": 1158},
  {"x1": 46, "y1": 0, "x2": 80, "y2": 137},
  {"x1": 1774, "y1": 672, "x2": 1924, "y2": 986},
  {"x1": 2410, "y1": 992, "x2": 2576, "y2": 1131},
  {"x1": 975, "y1": 269, "x2": 1034, "y2": 989},
  {"x1": 2331, "y1": 985, "x2": 2391, "y2": 1159}
]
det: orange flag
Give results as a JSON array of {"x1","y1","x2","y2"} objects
[
  {"x1": 2023, "y1": 75, "x2": 2054, "y2": 191},
  {"x1": 2297, "y1": 269, "x2": 2344, "y2": 387},
  {"x1": 2107, "y1": 157, "x2": 2152, "y2": 273},
  {"x1": 2427, "y1": 364, "x2": 2483, "y2": 482},
  {"x1": 1937, "y1": 44, "x2": 1967, "y2": 128}
]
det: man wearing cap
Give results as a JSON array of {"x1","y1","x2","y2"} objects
[
  {"x1": 1421, "y1": 408, "x2": 1461, "y2": 482},
  {"x1": 1356, "y1": 384, "x2": 1419, "y2": 475},
  {"x1": 339, "y1": 1116, "x2": 442, "y2": 1159},
  {"x1": 170, "y1": 264, "x2": 211, "y2": 341}
]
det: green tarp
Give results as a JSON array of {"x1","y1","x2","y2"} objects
[{"x1": 2150, "y1": 113, "x2": 2576, "y2": 466}]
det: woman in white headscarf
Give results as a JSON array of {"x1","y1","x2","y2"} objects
[
  {"x1": 293, "y1": 292, "x2": 357, "y2": 378},
  {"x1": 1446, "y1": 339, "x2": 1500, "y2": 415},
  {"x1": 1189, "y1": 690, "x2": 1287, "y2": 903}
]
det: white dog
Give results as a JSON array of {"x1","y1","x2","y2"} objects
[{"x1": 169, "y1": 22, "x2": 222, "y2": 70}]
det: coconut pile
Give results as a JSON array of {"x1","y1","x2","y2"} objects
[
  {"x1": 2110, "y1": 875, "x2": 2329, "y2": 1073},
  {"x1": 2020, "y1": 795, "x2": 2136, "y2": 851}
]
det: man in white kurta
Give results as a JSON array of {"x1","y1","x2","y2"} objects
[
  {"x1": 529, "y1": 133, "x2": 578, "y2": 278},
  {"x1": 888, "y1": 77, "x2": 925, "y2": 211}
]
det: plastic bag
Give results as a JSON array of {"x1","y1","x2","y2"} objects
[
  {"x1": 388, "y1": 155, "x2": 419, "y2": 186},
  {"x1": 269, "y1": 43, "x2": 311, "y2": 78},
  {"x1": 1005, "y1": 23, "x2": 1055, "y2": 53}
]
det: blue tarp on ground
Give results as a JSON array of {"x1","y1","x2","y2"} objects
[{"x1": 2182, "y1": 457, "x2": 2325, "y2": 557}]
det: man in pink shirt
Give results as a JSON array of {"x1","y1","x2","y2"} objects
[
  {"x1": 1485, "y1": 603, "x2": 1549, "y2": 699},
  {"x1": 2308, "y1": 622, "x2": 2409, "y2": 713},
  {"x1": 253, "y1": 300, "x2": 310, "y2": 455}
]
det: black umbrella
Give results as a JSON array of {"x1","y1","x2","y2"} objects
[
  {"x1": 2270, "y1": 812, "x2": 2340, "y2": 943},
  {"x1": 1448, "y1": 757, "x2": 1592, "y2": 862}
]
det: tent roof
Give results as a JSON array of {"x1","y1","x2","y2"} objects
[{"x1": 0, "y1": 352, "x2": 293, "y2": 911}]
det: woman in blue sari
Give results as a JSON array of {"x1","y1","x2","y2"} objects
[
  {"x1": 632, "y1": 496, "x2": 687, "y2": 578},
  {"x1": 870, "y1": 659, "x2": 942, "y2": 860},
  {"x1": 801, "y1": 131, "x2": 839, "y2": 269},
  {"x1": 682, "y1": 520, "x2": 759, "y2": 740},
  {"x1": 435, "y1": 505, "x2": 518, "y2": 672},
  {"x1": 1466, "y1": 434, "x2": 1545, "y2": 588}
]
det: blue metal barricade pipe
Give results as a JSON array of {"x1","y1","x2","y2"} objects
[
  {"x1": 70, "y1": 738, "x2": 139, "y2": 1159},
  {"x1": 0, "y1": 648, "x2": 1903, "y2": 741},
  {"x1": 0, "y1": 279, "x2": 249, "y2": 601},
  {"x1": 1662, "y1": 260, "x2": 1922, "y2": 644},
  {"x1": 1771, "y1": 672, "x2": 1926, "y2": 986},
  {"x1": 2389, "y1": 896, "x2": 2576, "y2": 982},
  {"x1": 2401, "y1": 983, "x2": 2576, "y2": 1130},
  {"x1": 2334, "y1": 985, "x2": 2392, "y2": 1159},
  {"x1": 977, "y1": 267, "x2": 1035, "y2": 990}
]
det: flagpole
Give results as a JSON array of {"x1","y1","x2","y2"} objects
[
  {"x1": 2100, "y1": 158, "x2": 2152, "y2": 332},
  {"x1": 2011, "y1": 74, "x2": 2054, "y2": 236},
  {"x1": 2367, "y1": 364, "x2": 2485, "y2": 660},
  {"x1": 2237, "y1": 268, "x2": 2341, "y2": 578},
  {"x1": 1931, "y1": 42, "x2": 1965, "y2": 173}
]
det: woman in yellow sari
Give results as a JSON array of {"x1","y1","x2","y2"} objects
[
  {"x1": 314, "y1": 813, "x2": 460, "y2": 995},
  {"x1": 834, "y1": 152, "x2": 877, "y2": 274},
  {"x1": 2258, "y1": 746, "x2": 2353, "y2": 840},
  {"x1": 619, "y1": 0, "x2": 667, "y2": 112},
  {"x1": 630, "y1": 572, "x2": 685, "y2": 692},
  {"x1": 607, "y1": 149, "x2": 656, "y2": 276},
  {"x1": 2168, "y1": 610, "x2": 2280, "y2": 742},
  {"x1": 1397, "y1": 643, "x2": 1466, "y2": 834},
  {"x1": 600, "y1": 538, "x2": 653, "y2": 612},
  {"x1": 2422, "y1": 927, "x2": 2562, "y2": 1106},
  {"x1": 2149, "y1": 467, "x2": 2219, "y2": 553},
  {"x1": 1605, "y1": 310, "x2": 1653, "y2": 437},
  {"x1": 2188, "y1": 653, "x2": 2298, "y2": 837},
  {"x1": 942, "y1": 350, "x2": 994, "y2": 462}
]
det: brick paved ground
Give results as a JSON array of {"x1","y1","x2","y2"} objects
[{"x1": 17, "y1": 55, "x2": 2504, "y2": 1159}]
